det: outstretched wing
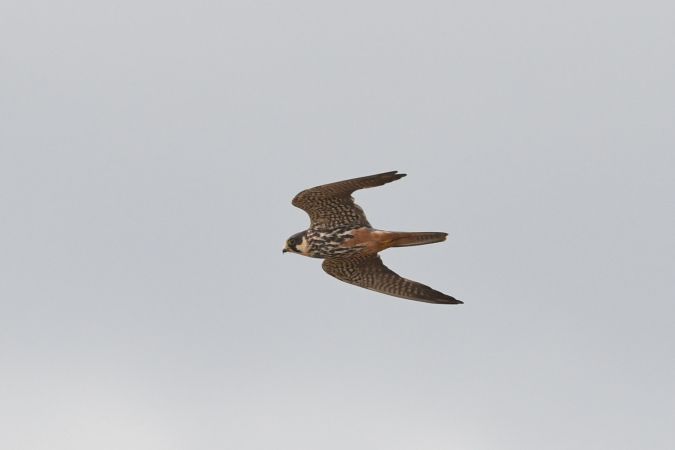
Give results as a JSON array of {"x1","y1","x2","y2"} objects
[
  {"x1": 292, "y1": 171, "x2": 406, "y2": 229},
  {"x1": 322, "y1": 254, "x2": 462, "y2": 304}
]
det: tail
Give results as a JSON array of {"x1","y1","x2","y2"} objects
[{"x1": 388, "y1": 232, "x2": 448, "y2": 248}]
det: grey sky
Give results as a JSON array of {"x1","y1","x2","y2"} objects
[{"x1": 1, "y1": 1, "x2": 674, "y2": 449}]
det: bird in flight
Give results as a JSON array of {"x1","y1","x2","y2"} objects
[{"x1": 283, "y1": 171, "x2": 462, "y2": 304}]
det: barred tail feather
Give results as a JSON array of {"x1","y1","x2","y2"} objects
[{"x1": 389, "y1": 232, "x2": 448, "y2": 247}]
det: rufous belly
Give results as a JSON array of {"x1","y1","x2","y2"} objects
[{"x1": 342, "y1": 228, "x2": 397, "y2": 254}]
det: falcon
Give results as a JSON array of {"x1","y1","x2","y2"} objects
[{"x1": 283, "y1": 171, "x2": 462, "y2": 304}]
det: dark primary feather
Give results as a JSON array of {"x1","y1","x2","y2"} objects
[
  {"x1": 292, "y1": 171, "x2": 406, "y2": 229},
  {"x1": 322, "y1": 254, "x2": 462, "y2": 304}
]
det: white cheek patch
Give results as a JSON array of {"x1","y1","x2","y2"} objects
[{"x1": 296, "y1": 237, "x2": 310, "y2": 254}]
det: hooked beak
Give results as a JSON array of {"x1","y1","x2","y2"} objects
[{"x1": 282, "y1": 248, "x2": 288, "y2": 254}]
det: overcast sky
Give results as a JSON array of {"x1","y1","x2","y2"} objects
[{"x1": 1, "y1": 1, "x2": 674, "y2": 449}]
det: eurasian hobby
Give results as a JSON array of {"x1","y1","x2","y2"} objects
[{"x1": 283, "y1": 171, "x2": 462, "y2": 305}]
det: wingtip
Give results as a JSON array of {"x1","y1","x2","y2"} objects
[
  {"x1": 381, "y1": 171, "x2": 406, "y2": 182},
  {"x1": 438, "y1": 295, "x2": 463, "y2": 304}
]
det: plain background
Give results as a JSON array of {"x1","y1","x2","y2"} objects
[{"x1": 1, "y1": 1, "x2": 674, "y2": 449}]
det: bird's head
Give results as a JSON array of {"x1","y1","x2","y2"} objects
[{"x1": 283, "y1": 231, "x2": 309, "y2": 255}]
